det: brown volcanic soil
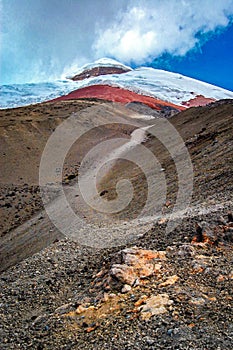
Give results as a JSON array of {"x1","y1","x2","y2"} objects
[
  {"x1": 0, "y1": 99, "x2": 97, "y2": 236},
  {"x1": 0, "y1": 99, "x2": 179, "y2": 240},
  {"x1": 97, "y1": 99, "x2": 233, "y2": 220},
  {"x1": 0, "y1": 99, "x2": 233, "y2": 349}
]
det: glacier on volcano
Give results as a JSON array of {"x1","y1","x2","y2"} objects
[{"x1": 1, "y1": 58, "x2": 233, "y2": 109}]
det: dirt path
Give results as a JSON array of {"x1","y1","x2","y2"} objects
[
  {"x1": 0, "y1": 123, "x2": 151, "y2": 272},
  {"x1": 1, "y1": 180, "x2": 231, "y2": 273}
]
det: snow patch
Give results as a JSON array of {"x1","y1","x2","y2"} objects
[{"x1": 130, "y1": 114, "x2": 155, "y2": 120}]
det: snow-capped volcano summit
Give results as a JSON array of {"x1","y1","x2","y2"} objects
[
  {"x1": 1, "y1": 58, "x2": 233, "y2": 109},
  {"x1": 65, "y1": 59, "x2": 233, "y2": 108},
  {"x1": 68, "y1": 58, "x2": 132, "y2": 80},
  {"x1": 70, "y1": 58, "x2": 131, "y2": 81}
]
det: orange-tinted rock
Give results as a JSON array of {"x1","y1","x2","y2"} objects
[
  {"x1": 158, "y1": 275, "x2": 179, "y2": 287},
  {"x1": 110, "y1": 247, "x2": 166, "y2": 287},
  {"x1": 110, "y1": 264, "x2": 137, "y2": 286}
]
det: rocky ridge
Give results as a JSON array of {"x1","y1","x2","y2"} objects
[{"x1": 71, "y1": 66, "x2": 131, "y2": 81}]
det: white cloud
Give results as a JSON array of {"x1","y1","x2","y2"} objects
[
  {"x1": 93, "y1": 0, "x2": 233, "y2": 64},
  {"x1": 1, "y1": 0, "x2": 233, "y2": 83}
]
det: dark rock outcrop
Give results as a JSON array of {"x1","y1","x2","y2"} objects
[{"x1": 71, "y1": 66, "x2": 130, "y2": 81}]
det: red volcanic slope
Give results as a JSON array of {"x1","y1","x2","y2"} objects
[
  {"x1": 52, "y1": 84, "x2": 185, "y2": 111},
  {"x1": 182, "y1": 95, "x2": 215, "y2": 107}
]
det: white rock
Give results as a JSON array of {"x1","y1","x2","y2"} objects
[{"x1": 121, "y1": 284, "x2": 132, "y2": 293}]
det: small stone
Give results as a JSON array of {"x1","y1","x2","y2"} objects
[
  {"x1": 134, "y1": 295, "x2": 148, "y2": 307},
  {"x1": 216, "y1": 274, "x2": 226, "y2": 282},
  {"x1": 228, "y1": 212, "x2": 233, "y2": 222},
  {"x1": 86, "y1": 323, "x2": 98, "y2": 333},
  {"x1": 109, "y1": 293, "x2": 117, "y2": 298},
  {"x1": 167, "y1": 329, "x2": 173, "y2": 336},
  {"x1": 54, "y1": 303, "x2": 74, "y2": 315},
  {"x1": 158, "y1": 217, "x2": 167, "y2": 225},
  {"x1": 173, "y1": 328, "x2": 180, "y2": 335},
  {"x1": 103, "y1": 293, "x2": 109, "y2": 302},
  {"x1": 76, "y1": 305, "x2": 86, "y2": 314},
  {"x1": 189, "y1": 297, "x2": 206, "y2": 306},
  {"x1": 159, "y1": 275, "x2": 179, "y2": 287},
  {"x1": 144, "y1": 336, "x2": 155, "y2": 345},
  {"x1": 217, "y1": 215, "x2": 227, "y2": 225},
  {"x1": 121, "y1": 284, "x2": 132, "y2": 293},
  {"x1": 177, "y1": 244, "x2": 195, "y2": 258},
  {"x1": 140, "y1": 294, "x2": 173, "y2": 320},
  {"x1": 130, "y1": 278, "x2": 138, "y2": 287}
]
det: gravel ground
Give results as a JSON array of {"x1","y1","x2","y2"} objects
[{"x1": 0, "y1": 205, "x2": 232, "y2": 349}]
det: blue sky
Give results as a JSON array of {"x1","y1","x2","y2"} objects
[
  {"x1": 1, "y1": 0, "x2": 233, "y2": 90},
  {"x1": 150, "y1": 24, "x2": 233, "y2": 90}
]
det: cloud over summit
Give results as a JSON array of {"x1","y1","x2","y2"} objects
[
  {"x1": 1, "y1": 0, "x2": 233, "y2": 83},
  {"x1": 93, "y1": 0, "x2": 233, "y2": 64}
]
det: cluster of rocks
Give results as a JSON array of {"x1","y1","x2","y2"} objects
[
  {"x1": 62, "y1": 163, "x2": 80, "y2": 185},
  {"x1": 191, "y1": 212, "x2": 233, "y2": 245},
  {"x1": 56, "y1": 220, "x2": 233, "y2": 334},
  {"x1": 0, "y1": 162, "x2": 83, "y2": 235},
  {"x1": 54, "y1": 247, "x2": 176, "y2": 331},
  {"x1": 0, "y1": 184, "x2": 42, "y2": 236},
  {"x1": 92, "y1": 247, "x2": 166, "y2": 293}
]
